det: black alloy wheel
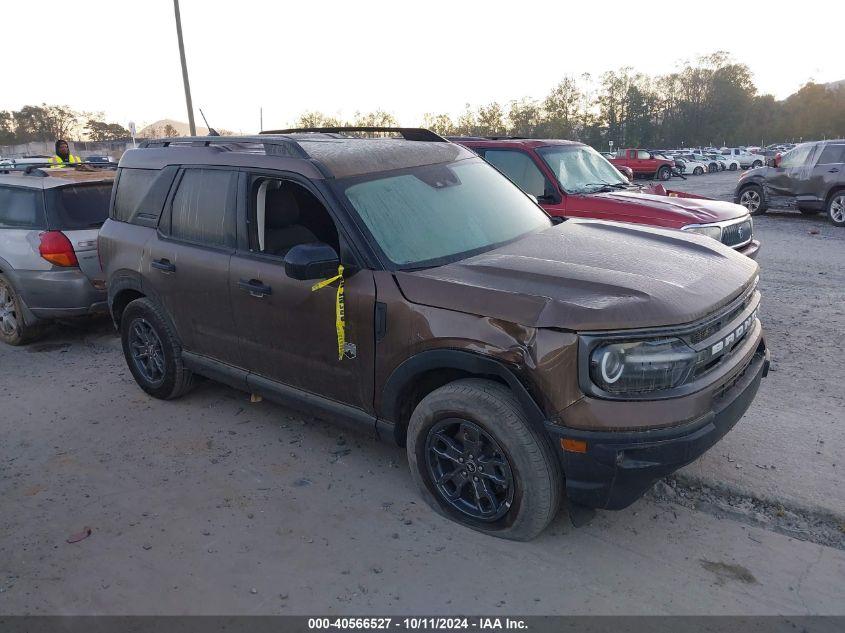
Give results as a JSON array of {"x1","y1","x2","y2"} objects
[
  {"x1": 128, "y1": 316, "x2": 166, "y2": 386},
  {"x1": 425, "y1": 418, "x2": 515, "y2": 521}
]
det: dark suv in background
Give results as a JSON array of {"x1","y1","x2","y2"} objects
[
  {"x1": 99, "y1": 128, "x2": 768, "y2": 540},
  {"x1": 735, "y1": 140, "x2": 845, "y2": 226}
]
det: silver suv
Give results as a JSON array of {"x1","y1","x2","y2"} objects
[{"x1": 0, "y1": 165, "x2": 114, "y2": 344}]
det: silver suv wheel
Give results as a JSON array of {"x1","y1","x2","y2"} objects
[
  {"x1": 829, "y1": 193, "x2": 845, "y2": 226},
  {"x1": 740, "y1": 189, "x2": 761, "y2": 212}
]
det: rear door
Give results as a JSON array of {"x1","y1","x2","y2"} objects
[
  {"x1": 806, "y1": 143, "x2": 845, "y2": 202},
  {"x1": 145, "y1": 167, "x2": 241, "y2": 365},
  {"x1": 46, "y1": 182, "x2": 113, "y2": 283}
]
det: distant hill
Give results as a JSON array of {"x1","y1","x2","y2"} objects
[
  {"x1": 137, "y1": 119, "x2": 209, "y2": 138},
  {"x1": 823, "y1": 79, "x2": 845, "y2": 91}
]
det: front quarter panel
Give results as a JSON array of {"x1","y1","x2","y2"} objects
[{"x1": 373, "y1": 271, "x2": 581, "y2": 424}]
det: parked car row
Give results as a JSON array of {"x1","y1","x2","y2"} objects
[{"x1": 1, "y1": 128, "x2": 770, "y2": 541}]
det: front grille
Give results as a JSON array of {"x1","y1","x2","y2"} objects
[
  {"x1": 688, "y1": 291, "x2": 754, "y2": 344},
  {"x1": 722, "y1": 219, "x2": 752, "y2": 247}
]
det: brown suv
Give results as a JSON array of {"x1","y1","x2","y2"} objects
[{"x1": 99, "y1": 128, "x2": 770, "y2": 540}]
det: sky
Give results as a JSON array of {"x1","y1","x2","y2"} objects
[{"x1": 3, "y1": 0, "x2": 841, "y2": 134}]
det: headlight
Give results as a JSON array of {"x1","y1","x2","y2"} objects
[
  {"x1": 589, "y1": 338, "x2": 697, "y2": 394},
  {"x1": 682, "y1": 224, "x2": 722, "y2": 241}
]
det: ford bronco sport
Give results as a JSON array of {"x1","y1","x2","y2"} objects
[{"x1": 99, "y1": 128, "x2": 769, "y2": 540}]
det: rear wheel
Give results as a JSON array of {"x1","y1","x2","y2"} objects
[
  {"x1": 693, "y1": 166, "x2": 704, "y2": 176},
  {"x1": 729, "y1": 163, "x2": 738, "y2": 171},
  {"x1": 0, "y1": 274, "x2": 45, "y2": 346},
  {"x1": 656, "y1": 165, "x2": 671, "y2": 181},
  {"x1": 407, "y1": 379, "x2": 561, "y2": 541},
  {"x1": 828, "y1": 192, "x2": 845, "y2": 227},
  {"x1": 752, "y1": 160, "x2": 763, "y2": 168},
  {"x1": 120, "y1": 297, "x2": 196, "y2": 399},
  {"x1": 739, "y1": 184, "x2": 767, "y2": 215}
]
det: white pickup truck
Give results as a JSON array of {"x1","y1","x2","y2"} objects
[{"x1": 720, "y1": 148, "x2": 765, "y2": 169}]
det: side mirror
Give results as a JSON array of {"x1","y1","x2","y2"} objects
[{"x1": 284, "y1": 242, "x2": 340, "y2": 281}]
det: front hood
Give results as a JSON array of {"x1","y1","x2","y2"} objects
[
  {"x1": 395, "y1": 220, "x2": 758, "y2": 331},
  {"x1": 587, "y1": 190, "x2": 748, "y2": 224}
]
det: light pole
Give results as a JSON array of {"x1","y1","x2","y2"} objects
[{"x1": 173, "y1": 0, "x2": 196, "y2": 136}]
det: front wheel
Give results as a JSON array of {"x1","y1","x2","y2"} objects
[
  {"x1": 407, "y1": 379, "x2": 561, "y2": 541},
  {"x1": 752, "y1": 160, "x2": 763, "y2": 168},
  {"x1": 739, "y1": 184, "x2": 768, "y2": 215},
  {"x1": 656, "y1": 165, "x2": 671, "y2": 181},
  {"x1": 729, "y1": 163, "x2": 738, "y2": 171},
  {"x1": 693, "y1": 166, "x2": 704, "y2": 176},
  {"x1": 120, "y1": 297, "x2": 196, "y2": 399},
  {"x1": 828, "y1": 192, "x2": 845, "y2": 227}
]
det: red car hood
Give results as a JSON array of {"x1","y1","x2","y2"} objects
[{"x1": 575, "y1": 190, "x2": 748, "y2": 226}]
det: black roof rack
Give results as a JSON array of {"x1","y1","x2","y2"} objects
[
  {"x1": 140, "y1": 135, "x2": 309, "y2": 158},
  {"x1": 260, "y1": 127, "x2": 447, "y2": 142}
]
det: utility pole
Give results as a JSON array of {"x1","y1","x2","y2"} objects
[{"x1": 173, "y1": 0, "x2": 196, "y2": 136}]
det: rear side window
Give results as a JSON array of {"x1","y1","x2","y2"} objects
[
  {"x1": 0, "y1": 186, "x2": 45, "y2": 229},
  {"x1": 113, "y1": 168, "x2": 158, "y2": 222},
  {"x1": 47, "y1": 184, "x2": 112, "y2": 229},
  {"x1": 482, "y1": 150, "x2": 548, "y2": 198},
  {"x1": 169, "y1": 169, "x2": 236, "y2": 247},
  {"x1": 817, "y1": 144, "x2": 845, "y2": 165}
]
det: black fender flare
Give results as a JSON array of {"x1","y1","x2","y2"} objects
[{"x1": 379, "y1": 349, "x2": 547, "y2": 443}]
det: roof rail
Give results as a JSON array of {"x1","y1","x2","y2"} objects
[
  {"x1": 139, "y1": 135, "x2": 309, "y2": 158},
  {"x1": 260, "y1": 127, "x2": 448, "y2": 142},
  {"x1": 0, "y1": 164, "x2": 51, "y2": 177}
]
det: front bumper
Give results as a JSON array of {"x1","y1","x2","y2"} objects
[
  {"x1": 9, "y1": 268, "x2": 107, "y2": 320},
  {"x1": 737, "y1": 239, "x2": 761, "y2": 259},
  {"x1": 545, "y1": 341, "x2": 770, "y2": 510}
]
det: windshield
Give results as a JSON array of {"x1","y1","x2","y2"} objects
[
  {"x1": 536, "y1": 145, "x2": 628, "y2": 194},
  {"x1": 47, "y1": 183, "x2": 112, "y2": 229},
  {"x1": 338, "y1": 158, "x2": 551, "y2": 269}
]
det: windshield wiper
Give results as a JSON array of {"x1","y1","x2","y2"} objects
[{"x1": 580, "y1": 181, "x2": 629, "y2": 192}]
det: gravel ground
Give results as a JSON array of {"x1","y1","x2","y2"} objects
[
  {"x1": 664, "y1": 171, "x2": 844, "y2": 522},
  {"x1": 1, "y1": 170, "x2": 844, "y2": 615}
]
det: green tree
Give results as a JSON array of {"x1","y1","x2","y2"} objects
[{"x1": 86, "y1": 119, "x2": 131, "y2": 141}]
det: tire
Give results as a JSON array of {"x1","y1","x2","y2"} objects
[
  {"x1": 828, "y1": 191, "x2": 845, "y2": 227},
  {"x1": 693, "y1": 166, "x2": 704, "y2": 176},
  {"x1": 729, "y1": 163, "x2": 738, "y2": 171},
  {"x1": 407, "y1": 378, "x2": 561, "y2": 541},
  {"x1": 738, "y1": 184, "x2": 767, "y2": 215},
  {"x1": 752, "y1": 160, "x2": 763, "y2": 169},
  {"x1": 0, "y1": 274, "x2": 46, "y2": 346},
  {"x1": 120, "y1": 297, "x2": 196, "y2": 399},
  {"x1": 656, "y1": 165, "x2": 671, "y2": 181},
  {"x1": 708, "y1": 162, "x2": 718, "y2": 173}
]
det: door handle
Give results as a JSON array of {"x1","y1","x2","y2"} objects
[
  {"x1": 828, "y1": 168, "x2": 840, "y2": 173},
  {"x1": 151, "y1": 258, "x2": 176, "y2": 273},
  {"x1": 238, "y1": 278, "x2": 272, "y2": 297}
]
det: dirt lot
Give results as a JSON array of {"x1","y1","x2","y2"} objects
[{"x1": 1, "y1": 170, "x2": 844, "y2": 615}]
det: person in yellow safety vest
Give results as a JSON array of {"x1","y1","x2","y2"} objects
[{"x1": 49, "y1": 139, "x2": 82, "y2": 167}]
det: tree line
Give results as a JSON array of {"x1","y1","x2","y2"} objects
[
  {"x1": 3, "y1": 52, "x2": 842, "y2": 150},
  {"x1": 301, "y1": 53, "x2": 844, "y2": 149}
]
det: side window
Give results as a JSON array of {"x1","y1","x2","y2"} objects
[
  {"x1": 0, "y1": 186, "x2": 45, "y2": 228},
  {"x1": 250, "y1": 177, "x2": 339, "y2": 256},
  {"x1": 170, "y1": 169, "x2": 236, "y2": 247},
  {"x1": 113, "y1": 168, "x2": 159, "y2": 222},
  {"x1": 779, "y1": 144, "x2": 813, "y2": 169},
  {"x1": 817, "y1": 144, "x2": 845, "y2": 165},
  {"x1": 637, "y1": 150, "x2": 650, "y2": 159},
  {"x1": 482, "y1": 150, "x2": 549, "y2": 199},
  {"x1": 616, "y1": 149, "x2": 627, "y2": 158}
]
